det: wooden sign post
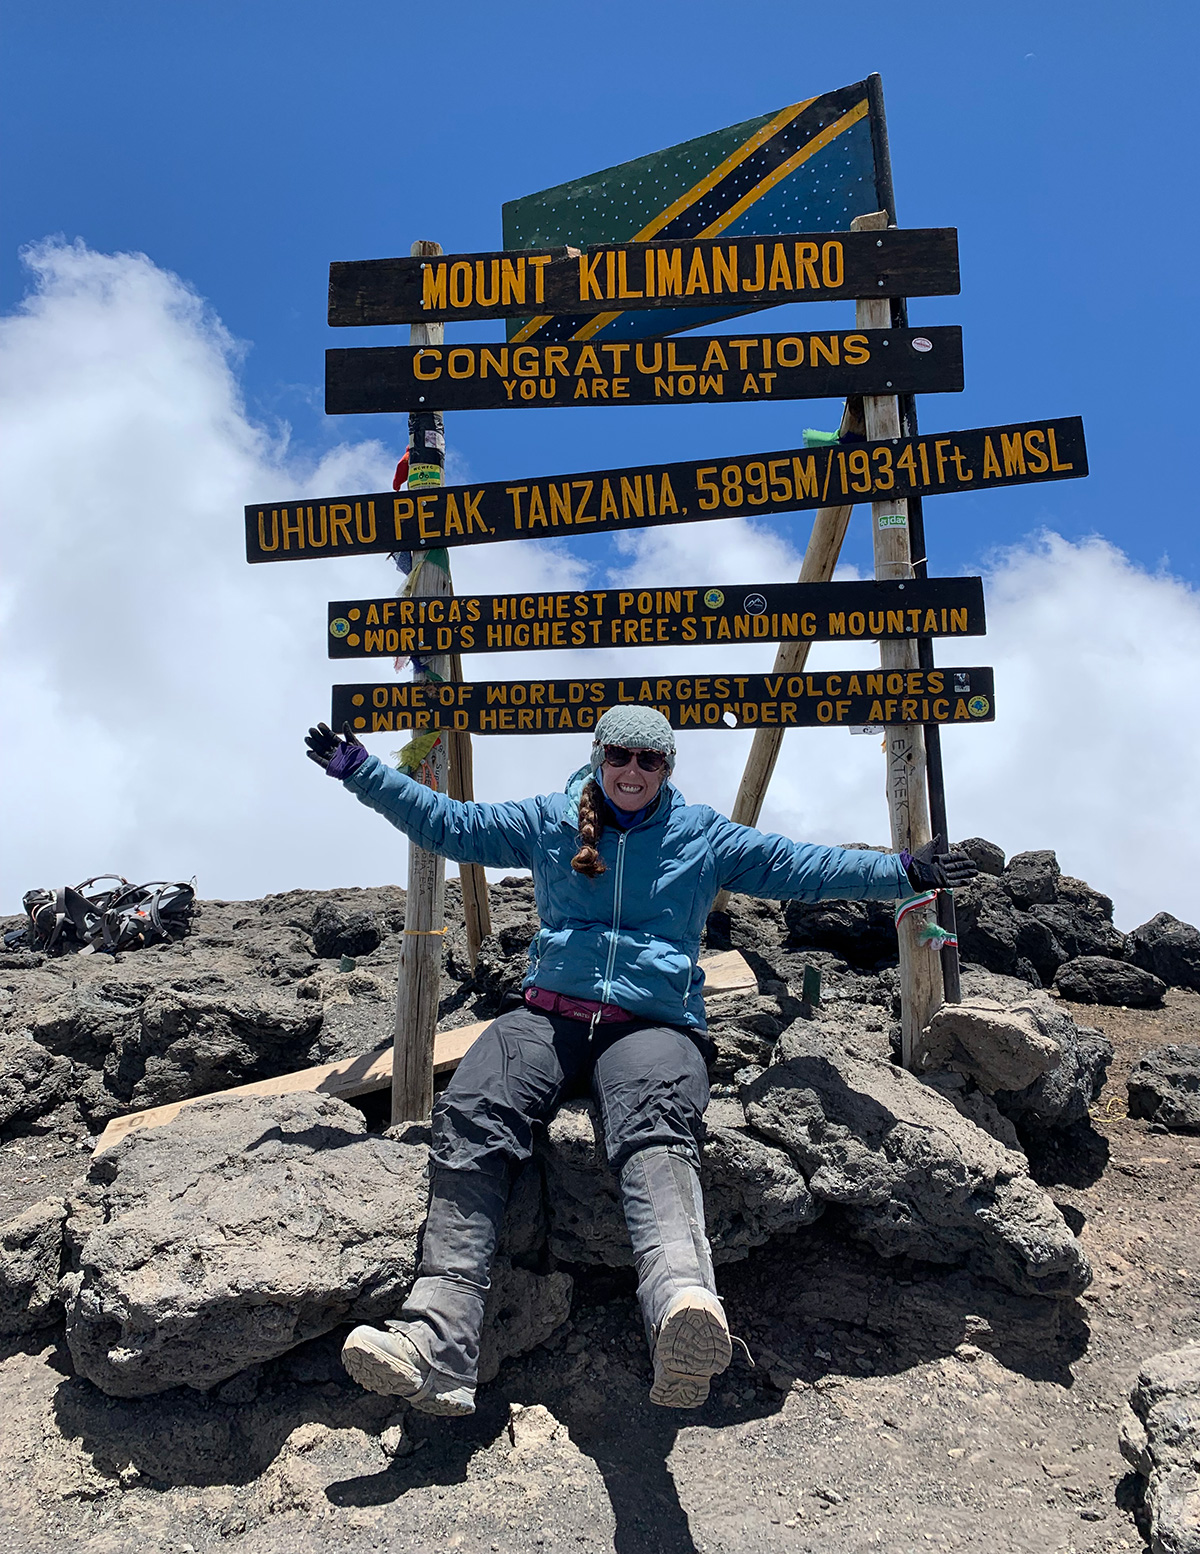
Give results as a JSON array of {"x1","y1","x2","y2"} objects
[
  {"x1": 391, "y1": 241, "x2": 490, "y2": 1127},
  {"x1": 855, "y1": 211, "x2": 943, "y2": 1064}
]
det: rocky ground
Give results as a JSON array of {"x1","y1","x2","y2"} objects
[{"x1": 1, "y1": 844, "x2": 1199, "y2": 1554}]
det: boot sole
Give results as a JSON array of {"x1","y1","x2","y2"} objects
[
  {"x1": 651, "y1": 1294, "x2": 733, "y2": 1408},
  {"x1": 341, "y1": 1331, "x2": 474, "y2": 1416}
]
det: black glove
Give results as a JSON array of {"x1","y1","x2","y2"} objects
[
  {"x1": 901, "y1": 836, "x2": 979, "y2": 892},
  {"x1": 305, "y1": 721, "x2": 367, "y2": 777}
]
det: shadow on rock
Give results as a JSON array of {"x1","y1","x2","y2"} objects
[
  {"x1": 50, "y1": 1329, "x2": 397, "y2": 1490},
  {"x1": 1016, "y1": 1117, "x2": 1111, "y2": 1189},
  {"x1": 720, "y1": 1217, "x2": 1090, "y2": 1389}
]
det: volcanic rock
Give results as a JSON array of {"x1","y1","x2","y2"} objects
[
  {"x1": 740, "y1": 1030, "x2": 1090, "y2": 1297},
  {"x1": 1120, "y1": 1342, "x2": 1200, "y2": 1554},
  {"x1": 1128, "y1": 1046, "x2": 1200, "y2": 1133},
  {"x1": 989, "y1": 996, "x2": 1112, "y2": 1132},
  {"x1": 538, "y1": 1098, "x2": 820, "y2": 1268},
  {"x1": 1004, "y1": 849, "x2": 1061, "y2": 909},
  {"x1": 782, "y1": 898, "x2": 898, "y2": 968},
  {"x1": 1129, "y1": 913, "x2": 1200, "y2": 993},
  {"x1": 61, "y1": 1093, "x2": 429, "y2": 1396},
  {"x1": 922, "y1": 998, "x2": 1061, "y2": 1093},
  {"x1": 0, "y1": 1196, "x2": 66, "y2": 1334},
  {"x1": 28, "y1": 984, "x2": 323, "y2": 1124},
  {"x1": 1053, "y1": 955, "x2": 1166, "y2": 1008},
  {"x1": 955, "y1": 837, "x2": 1006, "y2": 876},
  {"x1": 0, "y1": 1033, "x2": 75, "y2": 1136},
  {"x1": 310, "y1": 901, "x2": 381, "y2": 960}
]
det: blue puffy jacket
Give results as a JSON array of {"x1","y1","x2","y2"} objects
[{"x1": 344, "y1": 754, "x2": 909, "y2": 1032}]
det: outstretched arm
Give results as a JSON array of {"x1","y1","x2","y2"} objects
[
  {"x1": 305, "y1": 725, "x2": 540, "y2": 869},
  {"x1": 712, "y1": 818, "x2": 910, "y2": 902},
  {"x1": 710, "y1": 819, "x2": 978, "y2": 903}
]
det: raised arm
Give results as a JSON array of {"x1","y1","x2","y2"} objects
[{"x1": 342, "y1": 752, "x2": 542, "y2": 870}]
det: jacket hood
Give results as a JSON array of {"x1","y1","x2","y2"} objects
[{"x1": 562, "y1": 764, "x2": 681, "y2": 828}]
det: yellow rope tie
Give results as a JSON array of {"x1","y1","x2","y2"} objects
[{"x1": 402, "y1": 926, "x2": 450, "y2": 936}]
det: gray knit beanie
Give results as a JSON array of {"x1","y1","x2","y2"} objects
[{"x1": 589, "y1": 705, "x2": 677, "y2": 775}]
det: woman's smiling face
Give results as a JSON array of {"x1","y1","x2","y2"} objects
[{"x1": 599, "y1": 749, "x2": 668, "y2": 812}]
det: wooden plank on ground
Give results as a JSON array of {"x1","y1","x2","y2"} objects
[{"x1": 94, "y1": 950, "x2": 757, "y2": 1154}]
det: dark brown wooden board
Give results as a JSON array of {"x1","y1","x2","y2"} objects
[
  {"x1": 331, "y1": 668, "x2": 995, "y2": 736},
  {"x1": 327, "y1": 577, "x2": 985, "y2": 659},
  {"x1": 246, "y1": 417, "x2": 1085, "y2": 563},
  {"x1": 328, "y1": 228, "x2": 960, "y2": 327},
  {"x1": 324, "y1": 327, "x2": 963, "y2": 416}
]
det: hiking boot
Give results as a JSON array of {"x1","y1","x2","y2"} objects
[
  {"x1": 341, "y1": 1321, "x2": 476, "y2": 1416},
  {"x1": 650, "y1": 1286, "x2": 733, "y2": 1408},
  {"x1": 619, "y1": 1146, "x2": 732, "y2": 1409}
]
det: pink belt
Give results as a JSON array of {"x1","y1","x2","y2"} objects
[{"x1": 524, "y1": 985, "x2": 634, "y2": 1023}]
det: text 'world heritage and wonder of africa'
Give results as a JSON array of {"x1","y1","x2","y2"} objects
[{"x1": 330, "y1": 669, "x2": 996, "y2": 735}]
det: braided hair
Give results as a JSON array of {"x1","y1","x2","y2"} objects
[{"x1": 570, "y1": 778, "x2": 607, "y2": 877}]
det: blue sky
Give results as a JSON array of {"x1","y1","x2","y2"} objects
[
  {"x1": 4, "y1": 0, "x2": 1196, "y2": 584},
  {"x1": 4, "y1": 1, "x2": 1200, "y2": 927}
]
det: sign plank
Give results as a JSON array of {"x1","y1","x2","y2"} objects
[
  {"x1": 327, "y1": 577, "x2": 986, "y2": 660},
  {"x1": 332, "y1": 668, "x2": 995, "y2": 736},
  {"x1": 324, "y1": 327, "x2": 963, "y2": 416},
  {"x1": 245, "y1": 417, "x2": 1086, "y2": 564},
  {"x1": 328, "y1": 228, "x2": 960, "y2": 327}
]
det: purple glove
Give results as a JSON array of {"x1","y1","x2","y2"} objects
[
  {"x1": 305, "y1": 722, "x2": 369, "y2": 779},
  {"x1": 327, "y1": 740, "x2": 369, "y2": 780}
]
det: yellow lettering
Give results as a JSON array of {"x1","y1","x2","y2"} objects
[{"x1": 422, "y1": 263, "x2": 447, "y2": 310}]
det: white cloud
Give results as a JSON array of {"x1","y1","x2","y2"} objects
[{"x1": 1, "y1": 243, "x2": 1196, "y2": 934}]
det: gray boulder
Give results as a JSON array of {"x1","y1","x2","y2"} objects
[
  {"x1": 952, "y1": 876, "x2": 1036, "y2": 981},
  {"x1": 62, "y1": 1093, "x2": 429, "y2": 1396},
  {"x1": 782, "y1": 897, "x2": 898, "y2": 968},
  {"x1": 1119, "y1": 1342, "x2": 1200, "y2": 1554},
  {"x1": 477, "y1": 1260, "x2": 573, "y2": 1385},
  {"x1": 922, "y1": 997, "x2": 1061, "y2": 1093},
  {"x1": 740, "y1": 1031, "x2": 1090, "y2": 1297},
  {"x1": 1128, "y1": 1046, "x2": 1200, "y2": 1133},
  {"x1": 30, "y1": 985, "x2": 323, "y2": 1124},
  {"x1": 1130, "y1": 914, "x2": 1200, "y2": 993},
  {"x1": 0, "y1": 1197, "x2": 66, "y2": 1334},
  {"x1": 1004, "y1": 849, "x2": 1061, "y2": 908},
  {"x1": 989, "y1": 995, "x2": 1112, "y2": 1131},
  {"x1": 538, "y1": 1098, "x2": 820, "y2": 1268},
  {"x1": 311, "y1": 901, "x2": 381, "y2": 960},
  {"x1": 955, "y1": 837, "x2": 1005, "y2": 876},
  {"x1": 1054, "y1": 955, "x2": 1165, "y2": 1008},
  {"x1": 0, "y1": 1033, "x2": 75, "y2": 1135}
]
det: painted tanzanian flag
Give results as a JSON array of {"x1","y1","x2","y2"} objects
[{"x1": 502, "y1": 77, "x2": 889, "y2": 345}]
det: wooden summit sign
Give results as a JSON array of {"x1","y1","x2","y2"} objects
[
  {"x1": 326, "y1": 577, "x2": 986, "y2": 659},
  {"x1": 328, "y1": 228, "x2": 960, "y2": 327},
  {"x1": 324, "y1": 327, "x2": 963, "y2": 416},
  {"x1": 246, "y1": 417, "x2": 1086, "y2": 562},
  {"x1": 332, "y1": 667, "x2": 996, "y2": 735}
]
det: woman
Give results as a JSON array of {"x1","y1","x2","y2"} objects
[{"x1": 305, "y1": 707, "x2": 975, "y2": 1415}]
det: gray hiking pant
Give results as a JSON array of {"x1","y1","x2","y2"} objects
[{"x1": 397, "y1": 1005, "x2": 714, "y2": 1386}]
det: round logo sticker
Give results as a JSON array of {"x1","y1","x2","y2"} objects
[
  {"x1": 968, "y1": 696, "x2": 990, "y2": 718},
  {"x1": 742, "y1": 592, "x2": 768, "y2": 615},
  {"x1": 911, "y1": 336, "x2": 933, "y2": 353},
  {"x1": 703, "y1": 589, "x2": 724, "y2": 608},
  {"x1": 330, "y1": 617, "x2": 351, "y2": 638}
]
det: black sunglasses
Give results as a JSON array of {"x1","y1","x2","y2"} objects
[{"x1": 603, "y1": 744, "x2": 668, "y2": 773}]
